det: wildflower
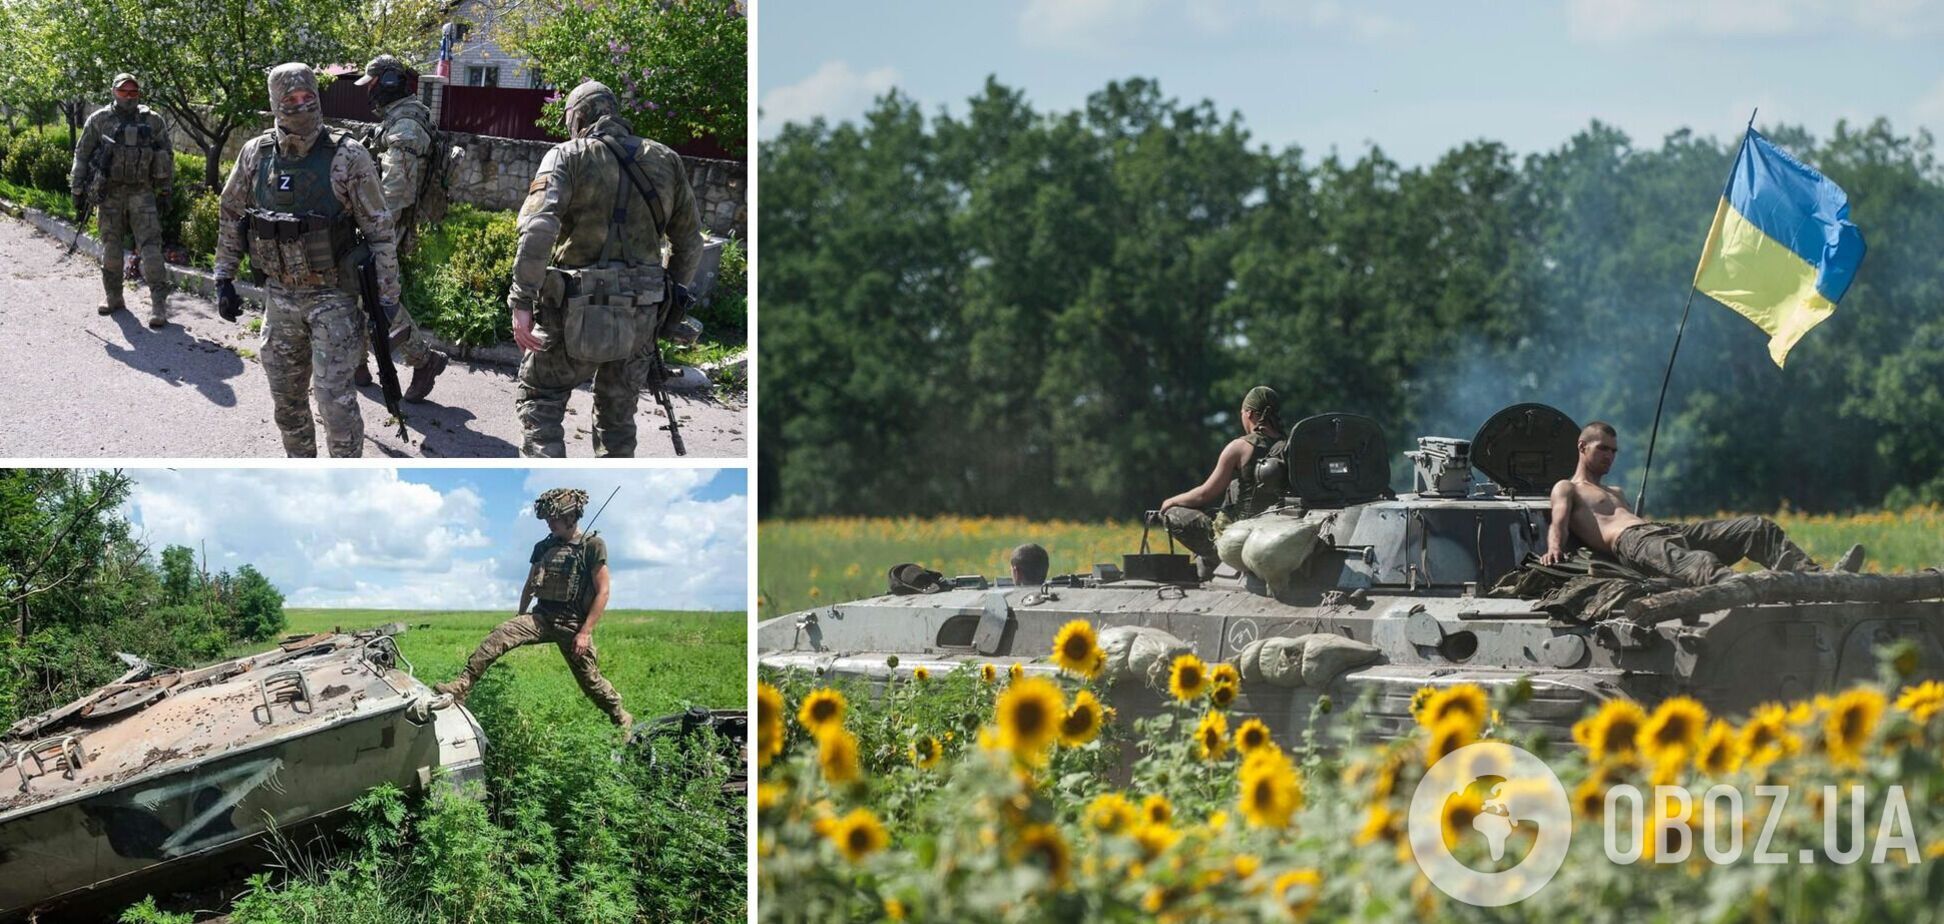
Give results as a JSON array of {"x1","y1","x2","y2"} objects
[
  {"x1": 911, "y1": 666, "x2": 930, "y2": 682},
  {"x1": 1169, "y1": 654, "x2": 1209, "y2": 702},
  {"x1": 826, "y1": 807, "x2": 888, "y2": 862},
  {"x1": 1273, "y1": 868, "x2": 1323, "y2": 917},
  {"x1": 1051, "y1": 620, "x2": 1103, "y2": 679},
  {"x1": 1060, "y1": 689, "x2": 1105, "y2": 746},
  {"x1": 1418, "y1": 684, "x2": 1488, "y2": 730},
  {"x1": 817, "y1": 727, "x2": 861, "y2": 784},
  {"x1": 1824, "y1": 687, "x2": 1886, "y2": 767},
  {"x1": 1694, "y1": 720, "x2": 1743, "y2": 776},
  {"x1": 1639, "y1": 696, "x2": 1708, "y2": 757},
  {"x1": 1238, "y1": 748, "x2": 1302, "y2": 829},
  {"x1": 797, "y1": 687, "x2": 846, "y2": 734},
  {"x1": 1087, "y1": 792, "x2": 1138, "y2": 834},
  {"x1": 994, "y1": 676, "x2": 1066, "y2": 759},
  {"x1": 1234, "y1": 717, "x2": 1273, "y2": 754},
  {"x1": 1142, "y1": 793, "x2": 1173, "y2": 826},
  {"x1": 1424, "y1": 714, "x2": 1476, "y2": 767},
  {"x1": 910, "y1": 735, "x2": 942, "y2": 769},
  {"x1": 1575, "y1": 699, "x2": 1647, "y2": 762},
  {"x1": 981, "y1": 663, "x2": 998, "y2": 684},
  {"x1": 1195, "y1": 711, "x2": 1230, "y2": 760},
  {"x1": 1895, "y1": 680, "x2": 1944, "y2": 722},
  {"x1": 756, "y1": 682, "x2": 784, "y2": 767},
  {"x1": 1739, "y1": 703, "x2": 1800, "y2": 768},
  {"x1": 1014, "y1": 824, "x2": 1071, "y2": 886}
]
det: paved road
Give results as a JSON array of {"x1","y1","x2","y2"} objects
[{"x1": 0, "y1": 216, "x2": 746, "y2": 458}]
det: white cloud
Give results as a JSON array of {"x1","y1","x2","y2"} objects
[
  {"x1": 1023, "y1": 0, "x2": 1400, "y2": 50},
  {"x1": 1564, "y1": 0, "x2": 1944, "y2": 42},
  {"x1": 1020, "y1": 0, "x2": 1157, "y2": 51},
  {"x1": 1913, "y1": 75, "x2": 1944, "y2": 129},
  {"x1": 761, "y1": 60, "x2": 901, "y2": 133}
]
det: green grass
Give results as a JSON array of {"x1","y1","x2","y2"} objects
[{"x1": 757, "y1": 508, "x2": 1944, "y2": 618}]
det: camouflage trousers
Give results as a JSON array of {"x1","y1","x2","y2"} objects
[
  {"x1": 365, "y1": 295, "x2": 434, "y2": 369},
  {"x1": 516, "y1": 314, "x2": 658, "y2": 458},
  {"x1": 96, "y1": 184, "x2": 169, "y2": 315},
  {"x1": 1160, "y1": 506, "x2": 1234, "y2": 564},
  {"x1": 1612, "y1": 515, "x2": 1823, "y2": 588},
  {"x1": 261, "y1": 286, "x2": 364, "y2": 457},
  {"x1": 444, "y1": 612, "x2": 630, "y2": 726}
]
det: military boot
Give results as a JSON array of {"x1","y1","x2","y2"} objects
[
  {"x1": 404, "y1": 350, "x2": 449, "y2": 403},
  {"x1": 433, "y1": 679, "x2": 469, "y2": 703},
  {"x1": 98, "y1": 268, "x2": 125, "y2": 315},
  {"x1": 147, "y1": 291, "x2": 169, "y2": 329}
]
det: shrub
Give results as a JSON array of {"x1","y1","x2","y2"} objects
[
  {"x1": 31, "y1": 139, "x2": 68, "y2": 192},
  {"x1": 3, "y1": 131, "x2": 46, "y2": 187},
  {"x1": 403, "y1": 205, "x2": 518, "y2": 347},
  {"x1": 693, "y1": 235, "x2": 745, "y2": 339},
  {"x1": 518, "y1": 0, "x2": 747, "y2": 148},
  {"x1": 183, "y1": 189, "x2": 222, "y2": 265}
]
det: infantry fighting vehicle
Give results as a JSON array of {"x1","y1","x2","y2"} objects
[
  {"x1": 758, "y1": 404, "x2": 1944, "y2": 744},
  {"x1": 0, "y1": 626, "x2": 485, "y2": 921}
]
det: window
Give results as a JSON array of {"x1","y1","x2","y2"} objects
[
  {"x1": 529, "y1": 67, "x2": 551, "y2": 91},
  {"x1": 466, "y1": 66, "x2": 500, "y2": 87}
]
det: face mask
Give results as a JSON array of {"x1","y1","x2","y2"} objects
[{"x1": 276, "y1": 97, "x2": 322, "y2": 141}]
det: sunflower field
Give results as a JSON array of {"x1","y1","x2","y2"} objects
[{"x1": 757, "y1": 622, "x2": 1944, "y2": 923}]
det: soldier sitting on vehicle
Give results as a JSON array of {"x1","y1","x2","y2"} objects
[
  {"x1": 1539, "y1": 420, "x2": 1864, "y2": 585},
  {"x1": 1159, "y1": 385, "x2": 1287, "y2": 581}
]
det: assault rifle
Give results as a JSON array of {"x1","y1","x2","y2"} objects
[
  {"x1": 68, "y1": 193, "x2": 92, "y2": 256},
  {"x1": 356, "y1": 256, "x2": 408, "y2": 440},
  {"x1": 648, "y1": 283, "x2": 693, "y2": 457}
]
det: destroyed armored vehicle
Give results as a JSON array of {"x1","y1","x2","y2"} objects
[
  {"x1": 759, "y1": 404, "x2": 1944, "y2": 745},
  {"x1": 0, "y1": 626, "x2": 486, "y2": 922}
]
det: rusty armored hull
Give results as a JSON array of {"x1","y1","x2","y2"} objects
[
  {"x1": 0, "y1": 626, "x2": 485, "y2": 921},
  {"x1": 758, "y1": 404, "x2": 1944, "y2": 746}
]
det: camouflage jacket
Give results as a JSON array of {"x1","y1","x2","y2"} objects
[
  {"x1": 212, "y1": 128, "x2": 401, "y2": 301},
  {"x1": 368, "y1": 96, "x2": 434, "y2": 220},
  {"x1": 507, "y1": 115, "x2": 703, "y2": 313},
  {"x1": 70, "y1": 104, "x2": 173, "y2": 194}
]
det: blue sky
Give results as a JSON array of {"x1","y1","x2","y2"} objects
[
  {"x1": 760, "y1": 1, "x2": 1944, "y2": 165},
  {"x1": 122, "y1": 468, "x2": 747, "y2": 612}
]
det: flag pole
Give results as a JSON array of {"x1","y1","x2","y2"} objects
[{"x1": 1634, "y1": 108, "x2": 1757, "y2": 516}]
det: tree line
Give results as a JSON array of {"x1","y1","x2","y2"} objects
[
  {"x1": 0, "y1": 470, "x2": 286, "y2": 724},
  {"x1": 759, "y1": 77, "x2": 1944, "y2": 521}
]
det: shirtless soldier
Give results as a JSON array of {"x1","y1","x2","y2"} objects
[
  {"x1": 1540, "y1": 421, "x2": 1862, "y2": 586},
  {"x1": 1160, "y1": 385, "x2": 1287, "y2": 580}
]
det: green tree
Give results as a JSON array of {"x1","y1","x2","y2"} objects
[
  {"x1": 159, "y1": 544, "x2": 197, "y2": 606},
  {"x1": 229, "y1": 564, "x2": 285, "y2": 642}
]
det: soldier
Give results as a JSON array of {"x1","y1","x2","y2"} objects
[
  {"x1": 349, "y1": 54, "x2": 449, "y2": 402},
  {"x1": 1010, "y1": 543, "x2": 1049, "y2": 586},
  {"x1": 70, "y1": 73, "x2": 174, "y2": 328},
  {"x1": 1159, "y1": 385, "x2": 1288, "y2": 580},
  {"x1": 435, "y1": 488, "x2": 633, "y2": 730},
  {"x1": 211, "y1": 63, "x2": 403, "y2": 458},
  {"x1": 507, "y1": 79, "x2": 703, "y2": 457}
]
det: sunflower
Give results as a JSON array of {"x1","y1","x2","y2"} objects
[
  {"x1": 1895, "y1": 680, "x2": 1944, "y2": 722},
  {"x1": 1824, "y1": 687, "x2": 1886, "y2": 767},
  {"x1": 1438, "y1": 790, "x2": 1486, "y2": 851},
  {"x1": 1233, "y1": 853, "x2": 1262, "y2": 879},
  {"x1": 1424, "y1": 714, "x2": 1476, "y2": 767},
  {"x1": 1238, "y1": 748, "x2": 1302, "y2": 829},
  {"x1": 1051, "y1": 620, "x2": 1104, "y2": 679},
  {"x1": 1739, "y1": 703, "x2": 1800, "y2": 768},
  {"x1": 756, "y1": 780, "x2": 786, "y2": 813},
  {"x1": 1408, "y1": 685, "x2": 1437, "y2": 719},
  {"x1": 1013, "y1": 824, "x2": 1071, "y2": 886},
  {"x1": 1418, "y1": 684, "x2": 1488, "y2": 730},
  {"x1": 1572, "y1": 764, "x2": 1613, "y2": 820},
  {"x1": 1131, "y1": 821, "x2": 1181, "y2": 858},
  {"x1": 1087, "y1": 792, "x2": 1139, "y2": 834},
  {"x1": 1575, "y1": 699, "x2": 1647, "y2": 762},
  {"x1": 1234, "y1": 717, "x2": 1273, "y2": 754},
  {"x1": 980, "y1": 663, "x2": 999, "y2": 684},
  {"x1": 1273, "y1": 868, "x2": 1323, "y2": 917},
  {"x1": 757, "y1": 683, "x2": 785, "y2": 767},
  {"x1": 1694, "y1": 720, "x2": 1743, "y2": 776},
  {"x1": 883, "y1": 898, "x2": 906, "y2": 920},
  {"x1": 1355, "y1": 803, "x2": 1398, "y2": 846},
  {"x1": 826, "y1": 807, "x2": 888, "y2": 862},
  {"x1": 1141, "y1": 792, "x2": 1174, "y2": 826},
  {"x1": 911, "y1": 666, "x2": 931, "y2": 682},
  {"x1": 797, "y1": 688, "x2": 847, "y2": 734},
  {"x1": 1009, "y1": 662, "x2": 1025, "y2": 682},
  {"x1": 1195, "y1": 711, "x2": 1230, "y2": 760},
  {"x1": 994, "y1": 676, "x2": 1066, "y2": 759},
  {"x1": 1169, "y1": 654, "x2": 1210, "y2": 702},
  {"x1": 1211, "y1": 683, "x2": 1238, "y2": 709},
  {"x1": 910, "y1": 735, "x2": 943, "y2": 769},
  {"x1": 817, "y1": 727, "x2": 862, "y2": 784},
  {"x1": 1639, "y1": 696, "x2": 1708, "y2": 758},
  {"x1": 1212, "y1": 662, "x2": 1241, "y2": 689},
  {"x1": 1060, "y1": 689, "x2": 1105, "y2": 746}
]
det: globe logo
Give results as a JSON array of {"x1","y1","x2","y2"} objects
[{"x1": 1407, "y1": 741, "x2": 1572, "y2": 906}]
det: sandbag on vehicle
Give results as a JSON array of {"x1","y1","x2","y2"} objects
[
  {"x1": 1240, "y1": 515, "x2": 1325, "y2": 596},
  {"x1": 1099, "y1": 625, "x2": 1193, "y2": 690},
  {"x1": 1216, "y1": 517, "x2": 1259, "y2": 573},
  {"x1": 1237, "y1": 633, "x2": 1383, "y2": 689}
]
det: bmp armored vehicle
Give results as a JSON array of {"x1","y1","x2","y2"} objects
[
  {"x1": 759, "y1": 404, "x2": 1944, "y2": 743},
  {"x1": 0, "y1": 626, "x2": 485, "y2": 921}
]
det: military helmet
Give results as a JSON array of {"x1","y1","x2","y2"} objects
[
  {"x1": 535, "y1": 488, "x2": 590, "y2": 520},
  {"x1": 563, "y1": 80, "x2": 619, "y2": 137}
]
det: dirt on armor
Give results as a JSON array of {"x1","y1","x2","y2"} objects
[{"x1": 0, "y1": 216, "x2": 746, "y2": 458}]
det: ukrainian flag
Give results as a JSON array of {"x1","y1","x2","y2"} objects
[{"x1": 1692, "y1": 129, "x2": 1865, "y2": 367}]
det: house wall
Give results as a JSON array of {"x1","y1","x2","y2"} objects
[{"x1": 439, "y1": 0, "x2": 546, "y2": 88}]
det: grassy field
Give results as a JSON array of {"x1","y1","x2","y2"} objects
[{"x1": 756, "y1": 507, "x2": 1944, "y2": 617}]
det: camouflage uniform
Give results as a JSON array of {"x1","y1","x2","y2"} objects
[
  {"x1": 354, "y1": 55, "x2": 445, "y2": 395},
  {"x1": 70, "y1": 74, "x2": 173, "y2": 325},
  {"x1": 509, "y1": 81, "x2": 703, "y2": 457},
  {"x1": 212, "y1": 64, "x2": 402, "y2": 458},
  {"x1": 1611, "y1": 515, "x2": 1826, "y2": 587},
  {"x1": 437, "y1": 489, "x2": 632, "y2": 728}
]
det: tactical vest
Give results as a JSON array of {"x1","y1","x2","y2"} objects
[
  {"x1": 1222, "y1": 431, "x2": 1283, "y2": 520},
  {"x1": 531, "y1": 531, "x2": 599, "y2": 616},
  {"x1": 245, "y1": 130, "x2": 362, "y2": 291},
  {"x1": 367, "y1": 100, "x2": 435, "y2": 221},
  {"x1": 95, "y1": 110, "x2": 160, "y2": 186},
  {"x1": 544, "y1": 134, "x2": 667, "y2": 363}
]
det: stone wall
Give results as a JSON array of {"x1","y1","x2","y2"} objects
[{"x1": 166, "y1": 114, "x2": 745, "y2": 239}]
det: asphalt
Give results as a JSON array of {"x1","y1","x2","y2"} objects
[{"x1": 0, "y1": 216, "x2": 747, "y2": 459}]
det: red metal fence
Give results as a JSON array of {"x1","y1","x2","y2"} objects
[{"x1": 438, "y1": 85, "x2": 564, "y2": 142}]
